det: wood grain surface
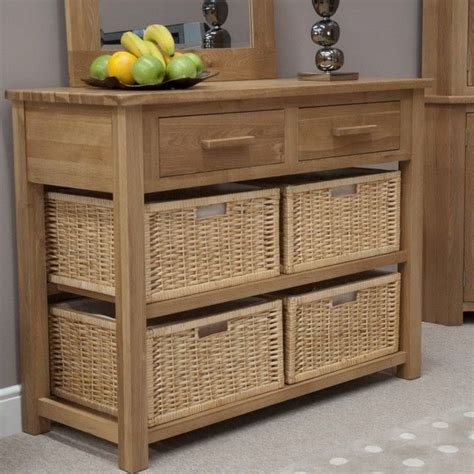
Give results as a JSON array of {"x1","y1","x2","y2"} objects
[
  {"x1": 465, "y1": 115, "x2": 474, "y2": 302},
  {"x1": 158, "y1": 110, "x2": 285, "y2": 177},
  {"x1": 6, "y1": 79, "x2": 431, "y2": 107},
  {"x1": 298, "y1": 102, "x2": 401, "y2": 161}
]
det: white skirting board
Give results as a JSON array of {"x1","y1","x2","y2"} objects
[{"x1": 0, "y1": 385, "x2": 22, "y2": 438}]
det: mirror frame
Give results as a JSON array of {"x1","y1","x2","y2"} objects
[{"x1": 64, "y1": 0, "x2": 277, "y2": 87}]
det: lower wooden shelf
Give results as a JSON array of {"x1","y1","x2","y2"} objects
[
  {"x1": 463, "y1": 302, "x2": 474, "y2": 312},
  {"x1": 38, "y1": 397, "x2": 118, "y2": 443},
  {"x1": 38, "y1": 351, "x2": 406, "y2": 446},
  {"x1": 50, "y1": 250, "x2": 408, "y2": 318}
]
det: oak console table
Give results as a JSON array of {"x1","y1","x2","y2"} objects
[{"x1": 7, "y1": 78, "x2": 427, "y2": 472}]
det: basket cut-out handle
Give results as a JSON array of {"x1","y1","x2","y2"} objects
[
  {"x1": 201, "y1": 136, "x2": 256, "y2": 150},
  {"x1": 198, "y1": 321, "x2": 229, "y2": 338},
  {"x1": 330, "y1": 184, "x2": 358, "y2": 197},
  {"x1": 196, "y1": 203, "x2": 227, "y2": 219},
  {"x1": 331, "y1": 291, "x2": 359, "y2": 307},
  {"x1": 332, "y1": 125, "x2": 378, "y2": 137}
]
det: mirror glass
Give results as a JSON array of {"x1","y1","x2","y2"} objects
[{"x1": 100, "y1": 0, "x2": 251, "y2": 49}]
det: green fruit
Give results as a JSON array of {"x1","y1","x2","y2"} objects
[
  {"x1": 90, "y1": 55, "x2": 112, "y2": 80},
  {"x1": 132, "y1": 55, "x2": 166, "y2": 85},
  {"x1": 166, "y1": 56, "x2": 198, "y2": 80},
  {"x1": 184, "y1": 52, "x2": 204, "y2": 75}
]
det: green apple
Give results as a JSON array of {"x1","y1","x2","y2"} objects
[
  {"x1": 90, "y1": 55, "x2": 112, "y2": 80},
  {"x1": 132, "y1": 55, "x2": 166, "y2": 85},
  {"x1": 184, "y1": 52, "x2": 204, "y2": 75},
  {"x1": 166, "y1": 56, "x2": 198, "y2": 80}
]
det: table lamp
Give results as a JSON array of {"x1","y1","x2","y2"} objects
[{"x1": 299, "y1": 0, "x2": 359, "y2": 81}]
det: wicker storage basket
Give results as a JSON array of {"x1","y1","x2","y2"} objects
[
  {"x1": 278, "y1": 272, "x2": 400, "y2": 384},
  {"x1": 49, "y1": 298, "x2": 284, "y2": 426},
  {"x1": 45, "y1": 184, "x2": 280, "y2": 302},
  {"x1": 257, "y1": 169, "x2": 401, "y2": 274}
]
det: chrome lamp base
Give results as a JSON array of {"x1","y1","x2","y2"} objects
[{"x1": 298, "y1": 71, "x2": 359, "y2": 82}]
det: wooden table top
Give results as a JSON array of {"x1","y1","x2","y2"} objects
[{"x1": 6, "y1": 78, "x2": 432, "y2": 107}]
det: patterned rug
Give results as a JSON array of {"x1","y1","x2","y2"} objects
[
  {"x1": 1, "y1": 322, "x2": 472, "y2": 473},
  {"x1": 280, "y1": 406, "x2": 474, "y2": 473}
]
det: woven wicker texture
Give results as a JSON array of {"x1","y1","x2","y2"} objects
[
  {"x1": 282, "y1": 273, "x2": 400, "y2": 384},
  {"x1": 46, "y1": 197, "x2": 115, "y2": 294},
  {"x1": 49, "y1": 299, "x2": 284, "y2": 426},
  {"x1": 282, "y1": 172, "x2": 401, "y2": 273},
  {"x1": 45, "y1": 189, "x2": 280, "y2": 302},
  {"x1": 49, "y1": 305, "x2": 118, "y2": 415},
  {"x1": 147, "y1": 300, "x2": 284, "y2": 425}
]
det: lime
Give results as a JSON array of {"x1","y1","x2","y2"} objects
[
  {"x1": 90, "y1": 55, "x2": 112, "y2": 80},
  {"x1": 132, "y1": 55, "x2": 166, "y2": 85},
  {"x1": 185, "y1": 52, "x2": 204, "y2": 75},
  {"x1": 166, "y1": 56, "x2": 198, "y2": 80}
]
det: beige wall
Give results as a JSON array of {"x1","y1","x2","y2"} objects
[
  {"x1": 0, "y1": 0, "x2": 421, "y2": 389},
  {"x1": 275, "y1": 0, "x2": 421, "y2": 78},
  {"x1": 0, "y1": 0, "x2": 68, "y2": 390}
]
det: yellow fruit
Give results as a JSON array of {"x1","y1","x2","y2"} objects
[
  {"x1": 144, "y1": 40, "x2": 166, "y2": 67},
  {"x1": 107, "y1": 52, "x2": 137, "y2": 85},
  {"x1": 121, "y1": 31, "x2": 150, "y2": 58},
  {"x1": 144, "y1": 24, "x2": 176, "y2": 57}
]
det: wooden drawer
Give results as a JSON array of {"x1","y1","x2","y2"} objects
[
  {"x1": 158, "y1": 110, "x2": 285, "y2": 177},
  {"x1": 298, "y1": 102, "x2": 401, "y2": 161}
]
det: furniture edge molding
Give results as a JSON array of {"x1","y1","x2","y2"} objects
[{"x1": 0, "y1": 384, "x2": 22, "y2": 438}]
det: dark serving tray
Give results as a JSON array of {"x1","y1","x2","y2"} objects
[{"x1": 82, "y1": 71, "x2": 218, "y2": 91}]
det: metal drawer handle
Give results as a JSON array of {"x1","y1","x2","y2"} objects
[
  {"x1": 198, "y1": 321, "x2": 229, "y2": 338},
  {"x1": 331, "y1": 291, "x2": 359, "y2": 307},
  {"x1": 201, "y1": 135, "x2": 256, "y2": 150},
  {"x1": 332, "y1": 125, "x2": 378, "y2": 137}
]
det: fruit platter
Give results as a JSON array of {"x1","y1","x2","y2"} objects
[{"x1": 85, "y1": 24, "x2": 216, "y2": 90}]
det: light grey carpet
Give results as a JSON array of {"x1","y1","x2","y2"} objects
[{"x1": 1, "y1": 319, "x2": 473, "y2": 474}]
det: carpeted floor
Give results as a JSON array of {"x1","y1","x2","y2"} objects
[{"x1": 1, "y1": 319, "x2": 473, "y2": 473}]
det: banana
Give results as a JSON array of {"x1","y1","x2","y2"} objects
[
  {"x1": 144, "y1": 24, "x2": 176, "y2": 57},
  {"x1": 144, "y1": 40, "x2": 166, "y2": 68},
  {"x1": 121, "y1": 32, "x2": 150, "y2": 58}
]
